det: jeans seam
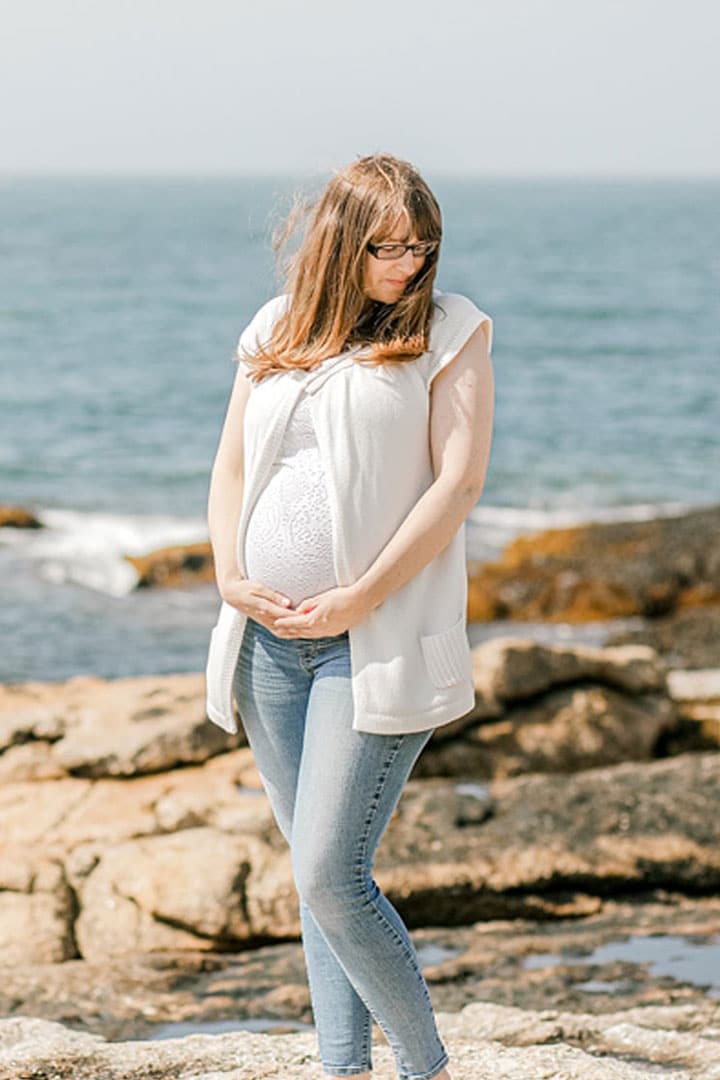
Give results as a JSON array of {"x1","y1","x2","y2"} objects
[
  {"x1": 356, "y1": 737, "x2": 424, "y2": 973},
  {"x1": 362, "y1": 1006, "x2": 371, "y2": 1069}
]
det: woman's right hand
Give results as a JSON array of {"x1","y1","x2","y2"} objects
[{"x1": 219, "y1": 571, "x2": 294, "y2": 628}]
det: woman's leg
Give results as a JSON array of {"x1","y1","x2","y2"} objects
[
  {"x1": 291, "y1": 656, "x2": 450, "y2": 1080},
  {"x1": 232, "y1": 619, "x2": 373, "y2": 1076}
]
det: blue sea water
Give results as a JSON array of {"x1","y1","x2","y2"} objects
[{"x1": 1, "y1": 175, "x2": 718, "y2": 683}]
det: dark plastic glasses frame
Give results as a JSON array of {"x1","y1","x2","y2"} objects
[{"x1": 367, "y1": 241, "x2": 439, "y2": 260}]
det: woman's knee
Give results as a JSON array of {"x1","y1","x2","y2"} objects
[
  {"x1": 292, "y1": 846, "x2": 332, "y2": 907},
  {"x1": 292, "y1": 845, "x2": 369, "y2": 915}
]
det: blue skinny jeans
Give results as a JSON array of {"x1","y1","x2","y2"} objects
[{"x1": 232, "y1": 616, "x2": 450, "y2": 1080}]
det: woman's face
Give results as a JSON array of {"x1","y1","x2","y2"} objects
[{"x1": 362, "y1": 212, "x2": 427, "y2": 304}]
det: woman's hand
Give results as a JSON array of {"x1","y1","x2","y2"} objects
[
  {"x1": 219, "y1": 571, "x2": 294, "y2": 630},
  {"x1": 271, "y1": 584, "x2": 371, "y2": 638}
]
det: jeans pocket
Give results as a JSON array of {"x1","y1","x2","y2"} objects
[{"x1": 420, "y1": 614, "x2": 471, "y2": 688}]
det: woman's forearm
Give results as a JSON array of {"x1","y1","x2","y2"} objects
[
  {"x1": 207, "y1": 463, "x2": 245, "y2": 594},
  {"x1": 351, "y1": 476, "x2": 482, "y2": 614}
]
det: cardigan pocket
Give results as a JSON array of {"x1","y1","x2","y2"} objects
[{"x1": 420, "y1": 614, "x2": 472, "y2": 688}]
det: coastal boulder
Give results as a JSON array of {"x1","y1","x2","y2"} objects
[{"x1": 467, "y1": 504, "x2": 720, "y2": 622}]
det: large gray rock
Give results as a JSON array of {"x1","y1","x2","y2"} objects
[
  {"x1": 419, "y1": 682, "x2": 675, "y2": 778},
  {"x1": 423, "y1": 638, "x2": 676, "y2": 777},
  {"x1": 472, "y1": 638, "x2": 668, "y2": 702}
]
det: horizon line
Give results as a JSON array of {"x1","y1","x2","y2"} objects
[{"x1": 1, "y1": 169, "x2": 719, "y2": 183}]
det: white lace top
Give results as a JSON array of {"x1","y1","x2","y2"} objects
[{"x1": 243, "y1": 391, "x2": 338, "y2": 607}]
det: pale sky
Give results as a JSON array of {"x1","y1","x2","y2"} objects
[{"x1": 1, "y1": 0, "x2": 718, "y2": 177}]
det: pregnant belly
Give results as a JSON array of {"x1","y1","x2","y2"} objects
[{"x1": 244, "y1": 462, "x2": 338, "y2": 608}]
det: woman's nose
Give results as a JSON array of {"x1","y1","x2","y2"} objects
[{"x1": 396, "y1": 248, "x2": 418, "y2": 272}]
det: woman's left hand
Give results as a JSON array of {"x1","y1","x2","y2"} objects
[{"x1": 270, "y1": 584, "x2": 371, "y2": 638}]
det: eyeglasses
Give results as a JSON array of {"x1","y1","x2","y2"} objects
[{"x1": 367, "y1": 240, "x2": 439, "y2": 260}]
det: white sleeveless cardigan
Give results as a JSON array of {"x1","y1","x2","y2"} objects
[{"x1": 205, "y1": 288, "x2": 493, "y2": 736}]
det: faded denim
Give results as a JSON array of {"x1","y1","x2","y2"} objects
[{"x1": 232, "y1": 616, "x2": 450, "y2": 1080}]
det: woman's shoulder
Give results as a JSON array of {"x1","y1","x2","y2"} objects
[
  {"x1": 431, "y1": 287, "x2": 489, "y2": 326},
  {"x1": 250, "y1": 292, "x2": 291, "y2": 329},
  {"x1": 237, "y1": 293, "x2": 291, "y2": 357},
  {"x1": 430, "y1": 288, "x2": 492, "y2": 349}
]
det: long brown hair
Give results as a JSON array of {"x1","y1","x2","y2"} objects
[{"x1": 237, "y1": 153, "x2": 442, "y2": 382}]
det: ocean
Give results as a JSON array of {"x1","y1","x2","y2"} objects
[{"x1": 1, "y1": 175, "x2": 718, "y2": 683}]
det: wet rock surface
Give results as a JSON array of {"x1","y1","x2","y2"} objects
[
  {"x1": 466, "y1": 504, "x2": 720, "y2": 624},
  {"x1": 1, "y1": 895, "x2": 719, "y2": 1044}
]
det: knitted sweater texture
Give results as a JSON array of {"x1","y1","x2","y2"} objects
[{"x1": 205, "y1": 288, "x2": 493, "y2": 736}]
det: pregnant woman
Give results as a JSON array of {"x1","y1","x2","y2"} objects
[{"x1": 205, "y1": 152, "x2": 494, "y2": 1080}]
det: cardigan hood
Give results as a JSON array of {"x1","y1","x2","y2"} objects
[{"x1": 205, "y1": 288, "x2": 493, "y2": 736}]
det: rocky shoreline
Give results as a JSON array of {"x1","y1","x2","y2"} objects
[
  {"x1": 3, "y1": 996, "x2": 719, "y2": 1078},
  {"x1": 2, "y1": 504, "x2": 720, "y2": 1077}
]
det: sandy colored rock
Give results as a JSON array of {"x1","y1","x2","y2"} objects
[
  {"x1": 0, "y1": 504, "x2": 42, "y2": 528},
  {"x1": 0, "y1": 884, "x2": 76, "y2": 965},
  {"x1": 0, "y1": 672, "x2": 242, "y2": 781},
  {"x1": 0, "y1": 852, "x2": 77, "y2": 964},
  {"x1": 0, "y1": 751, "x2": 274, "y2": 860},
  {"x1": 4, "y1": 747, "x2": 720, "y2": 962},
  {"x1": 667, "y1": 669, "x2": 720, "y2": 702},
  {"x1": 125, "y1": 541, "x2": 215, "y2": 587},
  {"x1": 418, "y1": 638, "x2": 676, "y2": 778},
  {"x1": 419, "y1": 683, "x2": 675, "y2": 779},
  {"x1": 2, "y1": 998, "x2": 717, "y2": 1078},
  {"x1": 73, "y1": 828, "x2": 287, "y2": 959},
  {"x1": 472, "y1": 638, "x2": 668, "y2": 701}
]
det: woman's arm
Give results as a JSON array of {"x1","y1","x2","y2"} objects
[
  {"x1": 272, "y1": 321, "x2": 494, "y2": 633},
  {"x1": 352, "y1": 320, "x2": 494, "y2": 612},
  {"x1": 207, "y1": 364, "x2": 251, "y2": 595},
  {"x1": 208, "y1": 364, "x2": 294, "y2": 620}
]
